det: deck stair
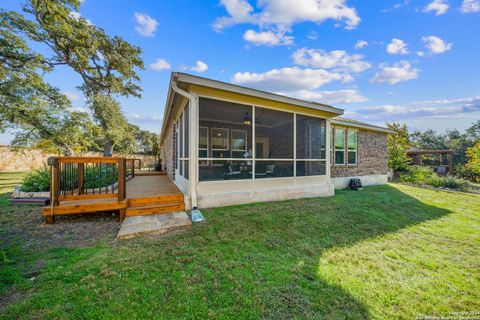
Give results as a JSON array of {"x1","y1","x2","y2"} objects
[{"x1": 126, "y1": 195, "x2": 184, "y2": 217}]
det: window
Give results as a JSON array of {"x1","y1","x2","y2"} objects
[
  {"x1": 176, "y1": 104, "x2": 190, "y2": 180},
  {"x1": 296, "y1": 114, "x2": 326, "y2": 159},
  {"x1": 347, "y1": 130, "x2": 357, "y2": 165},
  {"x1": 231, "y1": 130, "x2": 247, "y2": 158},
  {"x1": 211, "y1": 128, "x2": 229, "y2": 158},
  {"x1": 334, "y1": 128, "x2": 346, "y2": 165},
  {"x1": 199, "y1": 126, "x2": 208, "y2": 158}
]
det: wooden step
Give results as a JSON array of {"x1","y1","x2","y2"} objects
[
  {"x1": 127, "y1": 194, "x2": 183, "y2": 207},
  {"x1": 43, "y1": 200, "x2": 127, "y2": 216},
  {"x1": 126, "y1": 202, "x2": 185, "y2": 217}
]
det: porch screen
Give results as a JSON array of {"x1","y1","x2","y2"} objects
[
  {"x1": 198, "y1": 98, "x2": 327, "y2": 182},
  {"x1": 198, "y1": 98, "x2": 253, "y2": 181}
]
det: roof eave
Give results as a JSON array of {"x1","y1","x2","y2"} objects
[
  {"x1": 331, "y1": 118, "x2": 393, "y2": 134},
  {"x1": 175, "y1": 72, "x2": 344, "y2": 116}
]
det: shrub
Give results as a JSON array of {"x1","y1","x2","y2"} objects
[
  {"x1": 399, "y1": 166, "x2": 437, "y2": 184},
  {"x1": 21, "y1": 169, "x2": 50, "y2": 192},
  {"x1": 454, "y1": 164, "x2": 479, "y2": 183},
  {"x1": 438, "y1": 176, "x2": 470, "y2": 191}
]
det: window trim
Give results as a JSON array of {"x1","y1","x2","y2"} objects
[
  {"x1": 347, "y1": 130, "x2": 358, "y2": 166},
  {"x1": 231, "y1": 129, "x2": 248, "y2": 152},
  {"x1": 334, "y1": 128, "x2": 346, "y2": 166},
  {"x1": 211, "y1": 127, "x2": 229, "y2": 151},
  {"x1": 198, "y1": 126, "x2": 209, "y2": 152}
]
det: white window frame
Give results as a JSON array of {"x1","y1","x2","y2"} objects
[
  {"x1": 198, "y1": 126, "x2": 209, "y2": 156},
  {"x1": 211, "y1": 127, "x2": 229, "y2": 151},
  {"x1": 347, "y1": 130, "x2": 358, "y2": 166},
  {"x1": 334, "y1": 128, "x2": 346, "y2": 166},
  {"x1": 231, "y1": 129, "x2": 247, "y2": 152}
]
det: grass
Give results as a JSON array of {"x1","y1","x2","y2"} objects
[{"x1": 0, "y1": 172, "x2": 479, "y2": 319}]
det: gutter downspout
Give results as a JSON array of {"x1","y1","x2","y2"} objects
[{"x1": 171, "y1": 81, "x2": 199, "y2": 209}]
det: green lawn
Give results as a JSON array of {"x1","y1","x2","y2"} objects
[{"x1": 0, "y1": 172, "x2": 479, "y2": 319}]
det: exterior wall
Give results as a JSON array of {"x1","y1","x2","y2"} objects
[
  {"x1": 163, "y1": 123, "x2": 176, "y2": 181},
  {"x1": 330, "y1": 129, "x2": 388, "y2": 188},
  {"x1": 197, "y1": 181, "x2": 335, "y2": 208},
  {"x1": 331, "y1": 174, "x2": 388, "y2": 189}
]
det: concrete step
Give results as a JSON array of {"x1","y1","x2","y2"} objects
[
  {"x1": 117, "y1": 211, "x2": 191, "y2": 240},
  {"x1": 126, "y1": 202, "x2": 185, "y2": 217}
]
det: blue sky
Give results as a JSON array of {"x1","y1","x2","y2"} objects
[{"x1": 2, "y1": 0, "x2": 480, "y2": 144}]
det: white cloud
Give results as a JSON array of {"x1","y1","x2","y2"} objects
[
  {"x1": 349, "y1": 96, "x2": 480, "y2": 123},
  {"x1": 63, "y1": 91, "x2": 83, "y2": 102},
  {"x1": 134, "y1": 12, "x2": 158, "y2": 37},
  {"x1": 417, "y1": 50, "x2": 425, "y2": 57},
  {"x1": 127, "y1": 113, "x2": 163, "y2": 124},
  {"x1": 292, "y1": 48, "x2": 371, "y2": 73},
  {"x1": 423, "y1": 0, "x2": 449, "y2": 15},
  {"x1": 69, "y1": 11, "x2": 92, "y2": 25},
  {"x1": 213, "y1": 0, "x2": 360, "y2": 31},
  {"x1": 461, "y1": 0, "x2": 480, "y2": 12},
  {"x1": 290, "y1": 89, "x2": 367, "y2": 104},
  {"x1": 150, "y1": 59, "x2": 171, "y2": 71},
  {"x1": 189, "y1": 61, "x2": 208, "y2": 73},
  {"x1": 422, "y1": 35, "x2": 452, "y2": 54},
  {"x1": 232, "y1": 67, "x2": 351, "y2": 92},
  {"x1": 307, "y1": 31, "x2": 318, "y2": 40},
  {"x1": 386, "y1": 38, "x2": 409, "y2": 55},
  {"x1": 354, "y1": 40, "x2": 368, "y2": 49},
  {"x1": 243, "y1": 29, "x2": 293, "y2": 46},
  {"x1": 371, "y1": 61, "x2": 419, "y2": 85}
]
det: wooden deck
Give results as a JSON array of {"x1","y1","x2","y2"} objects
[{"x1": 43, "y1": 175, "x2": 184, "y2": 222}]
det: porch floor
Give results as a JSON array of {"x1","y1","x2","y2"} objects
[{"x1": 43, "y1": 175, "x2": 185, "y2": 221}]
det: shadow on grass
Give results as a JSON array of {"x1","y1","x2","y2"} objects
[{"x1": 192, "y1": 184, "x2": 452, "y2": 319}]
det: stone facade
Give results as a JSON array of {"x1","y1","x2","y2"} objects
[
  {"x1": 162, "y1": 123, "x2": 176, "y2": 181},
  {"x1": 330, "y1": 129, "x2": 388, "y2": 178}
]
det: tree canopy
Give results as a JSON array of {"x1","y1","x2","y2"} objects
[{"x1": 0, "y1": 0, "x2": 150, "y2": 156}]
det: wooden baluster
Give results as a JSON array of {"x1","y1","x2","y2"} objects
[
  {"x1": 117, "y1": 158, "x2": 127, "y2": 222},
  {"x1": 78, "y1": 163, "x2": 85, "y2": 194}
]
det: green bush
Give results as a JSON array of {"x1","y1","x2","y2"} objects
[
  {"x1": 399, "y1": 166, "x2": 437, "y2": 184},
  {"x1": 20, "y1": 169, "x2": 50, "y2": 192},
  {"x1": 400, "y1": 165, "x2": 470, "y2": 191},
  {"x1": 83, "y1": 164, "x2": 118, "y2": 189},
  {"x1": 454, "y1": 164, "x2": 479, "y2": 183},
  {"x1": 438, "y1": 176, "x2": 470, "y2": 191}
]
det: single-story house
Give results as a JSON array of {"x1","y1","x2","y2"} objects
[{"x1": 159, "y1": 72, "x2": 391, "y2": 210}]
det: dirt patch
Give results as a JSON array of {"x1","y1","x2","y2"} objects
[{"x1": 0, "y1": 205, "x2": 120, "y2": 250}]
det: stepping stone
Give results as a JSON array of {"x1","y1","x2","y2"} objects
[{"x1": 117, "y1": 211, "x2": 191, "y2": 240}]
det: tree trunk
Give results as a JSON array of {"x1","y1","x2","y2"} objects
[
  {"x1": 55, "y1": 141, "x2": 74, "y2": 156},
  {"x1": 103, "y1": 142, "x2": 114, "y2": 157}
]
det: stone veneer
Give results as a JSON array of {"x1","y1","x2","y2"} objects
[
  {"x1": 330, "y1": 129, "x2": 388, "y2": 178},
  {"x1": 162, "y1": 123, "x2": 176, "y2": 181}
]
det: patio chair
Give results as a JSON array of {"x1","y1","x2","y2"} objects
[{"x1": 224, "y1": 165, "x2": 241, "y2": 179}]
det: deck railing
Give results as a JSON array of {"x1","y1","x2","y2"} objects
[{"x1": 48, "y1": 157, "x2": 127, "y2": 205}]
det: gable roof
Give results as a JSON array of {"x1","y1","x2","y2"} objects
[
  {"x1": 160, "y1": 72, "x2": 392, "y2": 144},
  {"x1": 331, "y1": 117, "x2": 393, "y2": 133},
  {"x1": 174, "y1": 72, "x2": 345, "y2": 115}
]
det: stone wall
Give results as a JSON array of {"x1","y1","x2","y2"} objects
[
  {"x1": 0, "y1": 146, "x2": 158, "y2": 172},
  {"x1": 330, "y1": 129, "x2": 388, "y2": 178},
  {"x1": 0, "y1": 146, "x2": 55, "y2": 172}
]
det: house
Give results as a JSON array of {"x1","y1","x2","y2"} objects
[{"x1": 159, "y1": 72, "x2": 391, "y2": 210}]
